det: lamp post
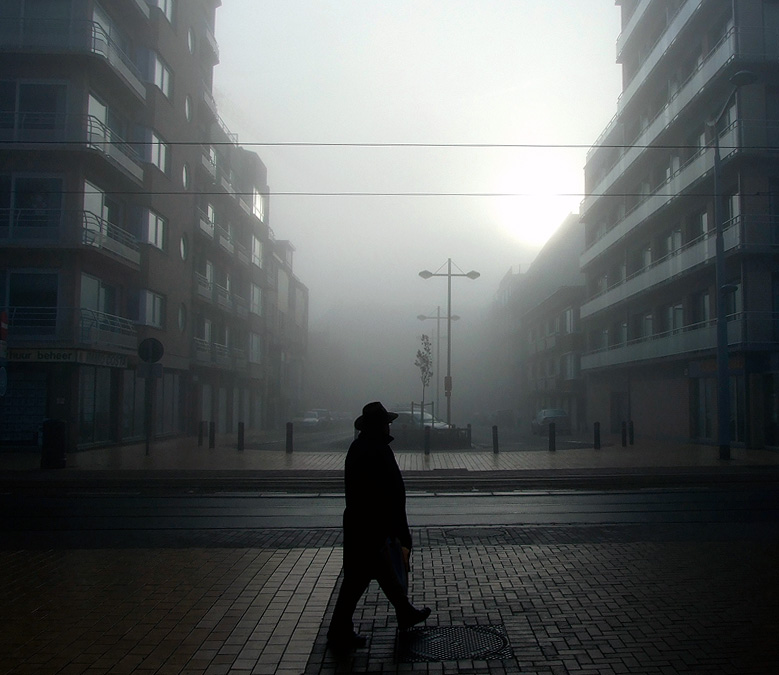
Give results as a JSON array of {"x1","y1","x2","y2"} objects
[
  {"x1": 419, "y1": 258, "x2": 479, "y2": 426},
  {"x1": 418, "y1": 307, "x2": 459, "y2": 421},
  {"x1": 705, "y1": 70, "x2": 755, "y2": 461}
]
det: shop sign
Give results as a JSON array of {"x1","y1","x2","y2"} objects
[
  {"x1": 9, "y1": 349, "x2": 77, "y2": 363},
  {"x1": 78, "y1": 351, "x2": 128, "y2": 368}
]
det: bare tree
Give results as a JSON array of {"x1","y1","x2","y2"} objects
[{"x1": 414, "y1": 334, "x2": 433, "y2": 424}]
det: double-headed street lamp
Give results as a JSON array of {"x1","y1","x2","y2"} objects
[
  {"x1": 705, "y1": 70, "x2": 755, "y2": 461},
  {"x1": 419, "y1": 258, "x2": 480, "y2": 426},
  {"x1": 418, "y1": 307, "x2": 459, "y2": 421}
]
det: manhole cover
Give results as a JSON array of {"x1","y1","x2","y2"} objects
[{"x1": 397, "y1": 624, "x2": 512, "y2": 662}]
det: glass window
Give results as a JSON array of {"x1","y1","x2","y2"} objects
[
  {"x1": 182, "y1": 163, "x2": 189, "y2": 190},
  {"x1": 151, "y1": 52, "x2": 172, "y2": 98},
  {"x1": 251, "y1": 235, "x2": 263, "y2": 267},
  {"x1": 184, "y1": 95, "x2": 192, "y2": 122},
  {"x1": 252, "y1": 188, "x2": 265, "y2": 222},
  {"x1": 155, "y1": 0, "x2": 174, "y2": 23},
  {"x1": 140, "y1": 290, "x2": 164, "y2": 328},
  {"x1": 250, "y1": 283, "x2": 262, "y2": 315},
  {"x1": 249, "y1": 332, "x2": 262, "y2": 363},
  {"x1": 146, "y1": 209, "x2": 166, "y2": 250},
  {"x1": 149, "y1": 131, "x2": 169, "y2": 173}
]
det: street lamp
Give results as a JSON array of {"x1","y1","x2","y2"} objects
[
  {"x1": 706, "y1": 69, "x2": 755, "y2": 461},
  {"x1": 418, "y1": 307, "x2": 459, "y2": 421},
  {"x1": 419, "y1": 258, "x2": 480, "y2": 426}
]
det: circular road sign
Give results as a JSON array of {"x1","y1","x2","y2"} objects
[{"x1": 138, "y1": 337, "x2": 164, "y2": 364}]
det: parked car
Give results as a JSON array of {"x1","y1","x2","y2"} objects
[
  {"x1": 531, "y1": 408, "x2": 570, "y2": 435},
  {"x1": 394, "y1": 410, "x2": 451, "y2": 429},
  {"x1": 299, "y1": 409, "x2": 332, "y2": 430}
]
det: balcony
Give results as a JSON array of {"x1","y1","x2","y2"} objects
[
  {"x1": 582, "y1": 122, "x2": 742, "y2": 268},
  {"x1": 195, "y1": 273, "x2": 213, "y2": 302},
  {"x1": 235, "y1": 240, "x2": 250, "y2": 266},
  {"x1": 4, "y1": 306, "x2": 136, "y2": 351},
  {"x1": 214, "y1": 343, "x2": 231, "y2": 367},
  {"x1": 216, "y1": 226, "x2": 234, "y2": 254},
  {"x1": 215, "y1": 284, "x2": 233, "y2": 311},
  {"x1": 202, "y1": 21, "x2": 220, "y2": 63},
  {"x1": 0, "y1": 206, "x2": 61, "y2": 242},
  {"x1": 198, "y1": 210, "x2": 215, "y2": 238},
  {"x1": 0, "y1": 112, "x2": 144, "y2": 183},
  {"x1": 82, "y1": 211, "x2": 141, "y2": 267},
  {"x1": 202, "y1": 88, "x2": 218, "y2": 120},
  {"x1": 615, "y1": 0, "x2": 651, "y2": 60},
  {"x1": 581, "y1": 312, "x2": 778, "y2": 370},
  {"x1": 584, "y1": 27, "x2": 737, "y2": 213},
  {"x1": 234, "y1": 294, "x2": 249, "y2": 319},
  {"x1": 201, "y1": 146, "x2": 217, "y2": 180},
  {"x1": 193, "y1": 337, "x2": 212, "y2": 364},
  {"x1": 0, "y1": 19, "x2": 146, "y2": 101},
  {"x1": 581, "y1": 218, "x2": 744, "y2": 319}
]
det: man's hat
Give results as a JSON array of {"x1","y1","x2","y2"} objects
[{"x1": 354, "y1": 401, "x2": 398, "y2": 431}]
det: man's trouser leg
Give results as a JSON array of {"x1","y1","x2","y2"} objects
[{"x1": 328, "y1": 569, "x2": 371, "y2": 638}]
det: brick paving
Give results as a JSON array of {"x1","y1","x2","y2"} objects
[
  {"x1": 2, "y1": 524, "x2": 778, "y2": 674},
  {"x1": 3, "y1": 439, "x2": 779, "y2": 673}
]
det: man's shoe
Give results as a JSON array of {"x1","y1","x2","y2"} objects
[
  {"x1": 397, "y1": 606, "x2": 431, "y2": 630},
  {"x1": 327, "y1": 631, "x2": 367, "y2": 652}
]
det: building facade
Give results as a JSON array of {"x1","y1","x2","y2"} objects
[
  {"x1": 0, "y1": 0, "x2": 307, "y2": 450},
  {"x1": 580, "y1": 0, "x2": 779, "y2": 446}
]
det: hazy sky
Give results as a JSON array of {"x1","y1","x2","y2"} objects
[
  {"x1": 212, "y1": 1, "x2": 624, "y2": 412},
  {"x1": 213, "y1": 1, "x2": 622, "y2": 320}
]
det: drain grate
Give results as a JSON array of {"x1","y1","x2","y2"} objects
[{"x1": 397, "y1": 624, "x2": 512, "y2": 662}]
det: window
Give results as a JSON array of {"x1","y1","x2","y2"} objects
[
  {"x1": 188, "y1": 28, "x2": 195, "y2": 54},
  {"x1": 154, "y1": 0, "x2": 174, "y2": 23},
  {"x1": 184, "y1": 95, "x2": 192, "y2": 122},
  {"x1": 724, "y1": 281, "x2": 742, "y2": 319},
  {"x1": 182, "y1": 163, "x2": 190, "y2": 190},
  {"x1": 1, "y1": 174, "x2": 63, "y2": 234},
  {"x1": 80, "y1": 274, "x2": 116, "y2": 314},
  {"x1": 251, "y1": 235, "x2": 263, "y2": 267},
  {"x1": 692, "y1": 291, "x2": 710, "y2": 326},
  {"x1": 149, "y1": 131, "x2": 169, "y2": 173},
  {"x1": 150, "y1": 52, "x2": 172, "y2": 98},
  {"x1": 249, "y1": 332, "x2": 262, "y2": 363},
  {"x1": 252, "y1": 188, "x2": 265, "y2": 222},
  {"x1": 139, "y1": 290, "x2": 165, "y2": 328},
  {"x1": 145, "y1": 209, "x2": 166, "y2": 250},
  {"x1": 250, "y1": 283, "x2": 262, "y2": 315}
]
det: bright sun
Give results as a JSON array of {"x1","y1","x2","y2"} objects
[{"x1": 492, "y1": 149, "x2": 583, "y2": 248}]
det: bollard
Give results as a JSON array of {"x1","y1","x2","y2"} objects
[
  {"x1": 237, "y1": 421, "x2": 244, "y2": 452},
  {"x1": 198, "y1": 420, "x2": 204, "y2": 447},
  {"x1": 594, "y1": 421, "x2": 601, "y2": 449},
  {"x1": 424, "y1": 426, "x2": 431, "y2": 455},
  {"x1": 209, "y1": 421, "x2": 216, "y2": 449},
  {"x1": 629, "y1": 420, "x2": 634, "y2": 445},
  {"x1": 548, "y1": 422, "x2": 556, "y2": 451},
  {"x1": 621, "y1": 421, "x2": 627, "y2": 447},
  {"x1": 492, "y1": 425, "x2": 499, "y2": 454},
  {"x1": 286, "y1": 421, "x2": 293, "y2": 453}
]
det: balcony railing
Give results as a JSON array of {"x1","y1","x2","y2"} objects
[
  {"x1": 581, "y1": 121, "x2": 744, "y2": 267},
  {"x1": 581, "y1": 312, "x2": 779, "y2": 370},
  {"x1": 615, "y1": 0, "x2": 651, "y2": 59},
  {"x1": 0, "y1": 112, "x2": 144, "y2": 182},
  {"x1": 82, "y1": 210, "x2": 140, "y2": 266},
  {"x1": 0, "y1": 19, "x2": 146, "y2": 100},
  {"x1": 195, "y1": 273, "x2": 213, "y2": 301},
  {"x1": 0, "y1": 206, "x2": 61, "y2": 241},
  {"x1": 581, "y1": 217, "x2": 745, "y2": 318},
  {"x1": 198, "y1": 210, "x2": 215, "y2": 238},
  {"x1": 216, "y1": 226, "x2": 234, "y2": 254},
  {"x1": 215, "y1": 284, "x2": 233, "y2": 310},
  {"x1": 4, "y1": 306, "x2": 136, "y2": 350}
]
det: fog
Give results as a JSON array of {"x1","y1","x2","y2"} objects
[{"x1": 213, "y1": 1, "x2": 622, "y2": 420}]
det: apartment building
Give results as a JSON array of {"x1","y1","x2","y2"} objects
[
  {"x1": 580, "y1": 0, "x2": 778, "y2": 446},
  {"x1": 0, "y1": 0, "x2": 307, "y2": 450},
  {"x1": 487, "y1": 214, "x2": 586, "y2": 432}
]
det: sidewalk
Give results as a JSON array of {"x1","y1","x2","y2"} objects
[{"x1": 3, "y1": 437, "x2": 778, "y2": 674}]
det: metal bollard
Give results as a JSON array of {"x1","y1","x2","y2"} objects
[
  {"x1": 548, "y1": 422, "x2": 556, "y2": 451},
  {"x1": 621, "y1": 421, "x2": 627, "y2": 447},
  {"x1": 492, "y1": 425, "x2": 499, "y2": 454},
  {"x1": 237, "y1": 421, "x2": 244, "y2": 452},
  {"x1": 286, "y1": 422, "x2": 293, "y2": 453},
  {"x1": 424, "y1": 426, "x2": 431, "y2": 455},
  {"x1": 629, "y1": 420, "x2": 634, "y2": 445},
  {"x1": 594, "y1": 421, "x2": 601, "y2": 449},
  {"x1": 209, "y1": 421, "x2": 216, "y2": 449}
]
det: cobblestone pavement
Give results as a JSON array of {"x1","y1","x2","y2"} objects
[{"x1": 3, "y1": 525, "x2": 778, "y2": 674}]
